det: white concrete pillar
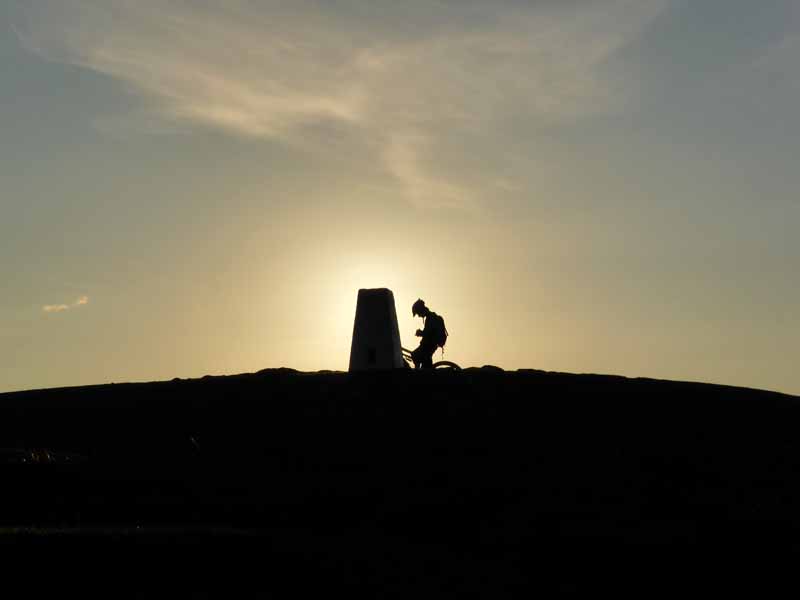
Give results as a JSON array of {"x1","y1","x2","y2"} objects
[{"x1": 349, "y1": 288, "x2": 404, "y2": 371}]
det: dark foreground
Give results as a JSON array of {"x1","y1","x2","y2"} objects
[{"x1": 1, "y1": 368, "x2": 799, "y2": 596}]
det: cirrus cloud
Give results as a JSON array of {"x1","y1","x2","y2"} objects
[{"x1": 17, "y1": 0, "x2": 667, "y2": 209}]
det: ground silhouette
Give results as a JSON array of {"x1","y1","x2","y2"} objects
[{"x1": 1, "y1": 368, "x2": 798, "y2": 596}]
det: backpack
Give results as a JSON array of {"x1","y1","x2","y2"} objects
[{"x1": 427, "y1": 313, "x2": 449, "y2": 349}]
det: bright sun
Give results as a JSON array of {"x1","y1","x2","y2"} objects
[{"x1": 324, "y1": 257, "x2": 417, "y2": 365}]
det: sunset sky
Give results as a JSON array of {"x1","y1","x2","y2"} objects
[{"x1": 2, "y1": 0, "x2": 798, "y2": 394}]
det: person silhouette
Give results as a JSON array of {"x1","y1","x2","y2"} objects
[{"x1": 410, "y1": 299, "x2": 448, "y2": 369}]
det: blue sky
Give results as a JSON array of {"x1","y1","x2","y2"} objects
[{"x1": 2, "y1": 0, "x2": 798, "y2": 394}]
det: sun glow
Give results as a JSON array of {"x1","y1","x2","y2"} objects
[
  {"x1": 248, "y1": 247, "x2": 422, "y2": 373},
  {"x1": 326, "y1": 257, "x2": 418, "y2": 363}
]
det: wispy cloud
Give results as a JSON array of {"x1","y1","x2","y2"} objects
[
  {"x1": 42, "y1": 304, "x2": 70, "y2": 313},
  {"x1": 383, "y1": 132, "x2": 477, "y2": 212},
  {"x1": 19, "y1": 0, "x2": 666, "y2": 209},
  {"x1": 42, "y1": 296, "x2": 89, "y2": 314}
]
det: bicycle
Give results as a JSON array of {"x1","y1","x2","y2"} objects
[{"x1": 401, "y1": 347, "x2": 461, "y2": 370}]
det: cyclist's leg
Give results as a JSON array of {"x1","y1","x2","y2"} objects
[
  {"x1": 421, "y1": 342, "x2": 436, "y2": 369},
  {"x1": 410, "y1": 345, "x2": 423, "y2": 369}
]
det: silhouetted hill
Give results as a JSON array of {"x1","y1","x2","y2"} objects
[{"x1": 1, "y1": 369, "x2": 798, "y2": 596}]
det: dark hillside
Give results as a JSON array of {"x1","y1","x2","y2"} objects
[{"x1": 1, "y1": 369, "x2": 798, "y2": 596}]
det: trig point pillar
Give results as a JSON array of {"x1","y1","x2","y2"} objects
[{"x1": 349, "y1": 288, "x2": 404, "y2": 371}]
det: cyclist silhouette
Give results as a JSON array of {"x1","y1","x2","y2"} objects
[{"x1": 410, "y1": 299, "x2": 448, "y2": 369}]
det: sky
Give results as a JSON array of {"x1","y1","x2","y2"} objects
[{"x1": 1, "y1": 0, "x2": 798, "y2": 395}]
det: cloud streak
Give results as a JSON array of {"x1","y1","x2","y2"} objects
[
  {"x1": 19, "y1": 0, "x2": 666, "y2": 209},
  {"x1": 43, "y1": 304, "x2": 70, "y2": 313},
  {"x1": 42, "y1": 296, "x2": 89, "y2": 314}
]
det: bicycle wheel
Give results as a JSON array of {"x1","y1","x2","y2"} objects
[{"x1": 432, "y1": 361, "x2": 461, "y2": 370}]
